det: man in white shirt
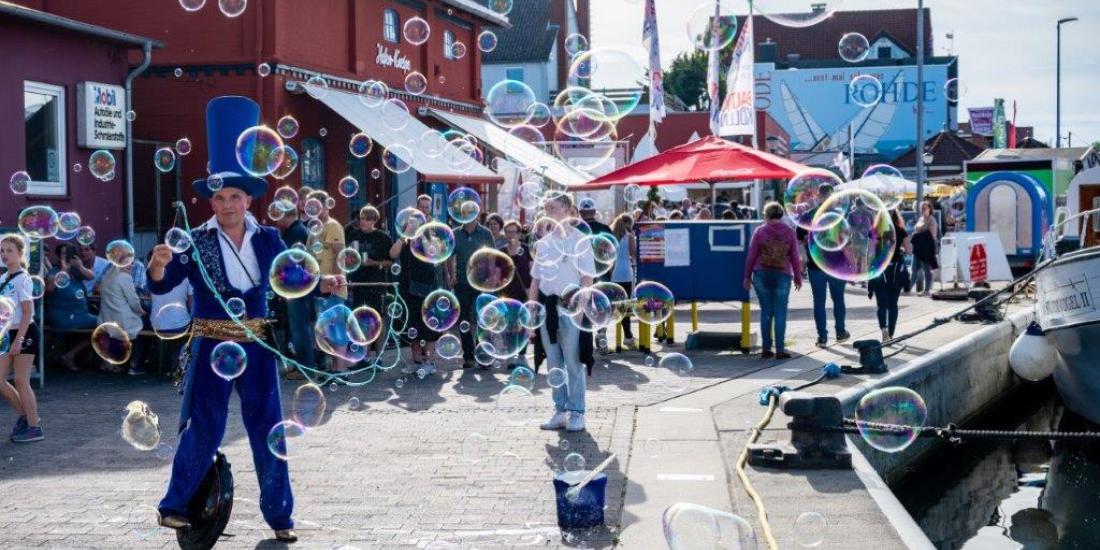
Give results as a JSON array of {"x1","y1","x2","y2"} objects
[
  {"x1": 529, "y1": 193, "x2": 595, "y2": 432},
  {"x1": 78, "y1": 243, "x2": 110, "y2": 294}
]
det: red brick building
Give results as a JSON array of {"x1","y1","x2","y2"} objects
[{"x1": 16, "y1": 0, "x2": 509, "y2": 231}]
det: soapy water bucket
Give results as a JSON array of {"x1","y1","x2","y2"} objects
[{"x1": 553, "y1": 470, "x2": 607, "y2": 529}]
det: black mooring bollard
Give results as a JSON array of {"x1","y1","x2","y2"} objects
[{"x1": 748, "y1": 392, "x2": 852, "y2": 470}]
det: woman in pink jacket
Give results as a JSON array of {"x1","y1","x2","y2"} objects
[{"x1": 743, "y1": 202, "x2": 803, "y2": 359}]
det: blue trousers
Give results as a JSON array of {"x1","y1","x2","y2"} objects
[
  {"x1": 808, "y1": 269, "x2": 847, "y2": 340},
  {"x1": 752, "y1": 271, "x2": 792, "y2": 353},
  {"x1": 285, "y1": 297, "x2": 315, "y2": 368},
  {"x1": 159, "y1": 338, "x2": 294, "y2": 530},
  {"x1": 540, "y1": 312, "x2": 585, "y2": 414}
]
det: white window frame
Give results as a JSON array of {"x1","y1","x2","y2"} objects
[
  {"x1": 23, "y1": 81, "x2": 67, "y2": 197},
  {"x1": 383, "y1": 9, "x2": 399, "y2": 43},
  {"x1": 443, "y1": 30, "x2": 456, "y2": 60}
]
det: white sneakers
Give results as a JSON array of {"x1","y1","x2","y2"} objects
[
  {"x1": 540, "y1": 411, "x2": 569, "y2": 430},
  {"x1": 566, "y1": 413, "x2": 586, "y2": 432},
  {"x1": 541, "y1": 411, "x2": 586, "y2": 432}
]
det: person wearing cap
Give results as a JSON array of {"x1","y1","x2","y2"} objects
[
  {"x1": 447, "y1": 208, "x2": 494, "y2": 369},
  {"x1": 578, "y1": 197, "x2": 612, "y2": 359},
  {"x1": 149, "y1": 96, "x2": 345, "y2": 542},
  {"x1": 795, "y1": 184, "x2": 849, "y2": 348}
]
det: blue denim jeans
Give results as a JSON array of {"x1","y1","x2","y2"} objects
[
  {"x1": 808, "y1": 269, "x2": 847, "y2": 340},
  {"x1": 752, "y1": 270, "x2": 792, "y2": 353},
  {"x1": 540, "y1": 312, "x2": 585, "y2": 414},
  {"x1": 285, "y1": 297, "x2": 315, "y2": 368}
]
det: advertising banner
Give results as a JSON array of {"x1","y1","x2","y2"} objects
[
  {"x1": 754, "y1": 63, "x2": 953, "y2": 160},
  {"x1": 719, "y1": 18, "x2": 755, "y2": 137},
  {"x1": 968, "y1": 107, "x2": 995, "y2": 136}
]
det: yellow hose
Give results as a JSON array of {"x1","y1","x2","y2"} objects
[{"x1": 735, "y1": 396, "x2": 780, "y2": 549}]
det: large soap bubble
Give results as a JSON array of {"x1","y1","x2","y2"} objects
[
  {"x1": 662, "y1": 502, "x2": 758, "y2": 550},
  {"x1": 568, "y1": 48, "x2": 645, "y2": 119},
  {"x1": 395, "y1": 207, "x2": 428, "y2": 240},
  {"x1": 269, "y1": 248, "x2": 321, "y2": 299},
  {"x1": 121, "y1": 400, "x2": 161, "y2": 452},
  {"x1": 855, "y1": 386, "x2": 927, "y2": 453},
  {"x1": 92, "y1": 322, "x2": 132, "y2": 365},
  {"x1": 686, "y1": 2, "x2": 738, "y2": 52},
  {"x1": 422, "y1": 289, "x2": 461, "y2": 333},
  {"x1": 235, "y1": 125, "x2": 285, "y2": 177},
  {"x1": 755, "y1": 0, "x2": 842, "y2": 28},
  {"x1": 465, "y1": 248, "x2": 515, "y2": 293},
  {"x1": 346, "y1": 305, "x2": 383, "y2": 346},
  {"x1": 784, "y1": 169, "x2": 844, "y2": 231},
  {"x1": 808, "y1": 189, "x2": 897, "y2": 283},
  {"x1": 633, "y1": 281, "x2": 674, "y2": 326},
  {"x1": 447, "y1": 187, "x2": 482, "y2": 224},
  {"x1": 314, "y1": 304, "x2": 368, "y2": 363},
  {"x1": 410, "y1": 222, "x2": 455, "y2": 265},
  {"x1": 476, "y1": 298, "x2": 530, "y2": 360},
  {"x1": 485, "y1": 79, "x2": 537, "y2": 128},
  {"x1": 210, "y1": 341, "x2": 247, "y2": 381}
]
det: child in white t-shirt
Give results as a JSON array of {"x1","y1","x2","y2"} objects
[{"x1": 0, "y1": 234, "x2": 42, "y2": 443}]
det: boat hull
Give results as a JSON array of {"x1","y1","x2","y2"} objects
[{"x1": 1035, "y1": 247, "x2": 1100, "y2": 425}]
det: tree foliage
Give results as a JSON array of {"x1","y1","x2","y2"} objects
[{"x1": 663, "y1": 50, "x2": 725, "y2": 112}]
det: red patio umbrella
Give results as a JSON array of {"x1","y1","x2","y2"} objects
[{"x1": 580, "y1": 136, "x2": 808, "y2": 207}]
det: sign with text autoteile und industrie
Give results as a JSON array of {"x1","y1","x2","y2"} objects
[{"x1": 77, "y1": 82, "x2": 127, "y2": 149}]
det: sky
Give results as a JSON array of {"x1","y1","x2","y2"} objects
[{"x1": 590, "y1": 0, "x2": 1100, "y2": 147}]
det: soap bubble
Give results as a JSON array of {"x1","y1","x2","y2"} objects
[
  {"x1": 349, "y1": 133, "x2": 373, "y2": 158},
  {"x1": 838, "y1": 32, "x2": 870, "y2": 63},
  {"x1": 645, "y1": 355, "x2": 656, "y2": 367},
  {"x1": 784, "y1": 169, "x2": 845, "y2": 231},
  {"x1": 225, "y1": 297, "x2": 246, "y2": 318},
  {"x1": 564, "y1": 33, "x2": 588, "y2": 56},
  {"x1": 105, "y1": 240, "x2": 136, "y2": 268},
  {"x1": 574, "y1": 233, "x2": 616, "y2": 278},
  {"x1": 547, "y1": 367, "x2": 568, "y2": 388},
  {"x1": 383, "y1": 145, "x2": 412, "y2": 174},
  {"x1": 422, "y1": 289, "x2": 461, "y2": 332},
  {"x1": 686, "y1": 2, "x2": 738, "y2": 52},
  {"x1": 154, "y1": 147, "x2": 176, "y2": 173},
  {"x1": 390, "y1": 263, "x2": 402, "y2": 276},
  {"x1": 152, "y1": 303, "x2": 190, "y2": 340},
  {"x1": 496, "y1": 384, "x2": 537, "y2": 426},
  {"x1": 477, "y1": 30, "x2": 498, "y2": 52},
  {"x1": 57, "y1": 212, "x2": 81, "y2": 233},
  {"x1": 54, "y1": 271, "x2": 72, "y2": 290},
  {"x1": 175, "y1": 138, "x2": 193, "y2": 156},
  {"x1": 437, "y1": 333, "x2": 462, "y2": 359},
  {"x1": 404, "y1": 71, "x2": 428, "y2": 96},
  {"x1": 563, "y1": 452, "x2": 586, "y2": 473},
  {"x1": 273, "y1": 185, "x2": 299, "y2": 211},
  {"x1": 395, "y1": 208, "x2": 428, "y2": 240},
  {"x1": 92, "y1": 322, "x2": 132, "y2": 365},
  {"x1": 337, "y1": 247, "x2": 362, "y2": 273},
  {"x1": 658, "y1": 352, "x2": 694, "y2": 393},
  {"x1": 855, "y1": 387, "x2": 927, "y2": 453},
  {"x1": 0, "y1": 297, "x2": 12, "y2": 334},
  {"x1": 173, "y1": 68, "x2": 183, "y2": 78},
  {"x1": 207, "y1": 173, "x2": 224, "y2": 191},
  {"x1": 486, "y1": 80, "x2": 537, "y2": 128},
  {"x1": 304, "y1": 75, "x2": 329, "y2": 99},
  {"x1": 164, "y1": 227, "x2": 192, "y2": 253},
  {"x1": 314, "y1": 304, "x2": 368, "y2": 363},
  {"x1": 381, "y1": 98, "x2": 410, "y2": 131},
  {"x1": 277, "y1": 115, "x2": 300, "y2": 139},
  {"x1": 211, "y1": 341, "x2": 247, "y2": 380},
  {"x1": 810, "y1": 211, "x2": 850, "y2": 252},
  {"x1": 257, "y1": 62, "x2": 271, "y2": 77},
  {"x1": 853, "y1": 164, "x2": 905, "y2": 211},
  {"x1": 521, "y1": 300, "x2": 547, "y2": 329},
  {"x1": 303, "y1": 197, "x2": 323, "y2": 219},
  {"x1": 508, "y1": 366, "x2": 536, "y2": 391},
  {"x1": 474, "y1": 341, "x2": 495, "y2": 366},
  {"x1": 757, "y1": 0, "x2": 839, "y2": 28},
  {"x1": 403, "y1": 16, "x2": 431, "y2": 45},
  {"x1": 371, "y1": 168, "x2": 382, "y2": 179},
  {"x1": 526, "y1": 103, "x2": 553, "y2": 128},
  {"x1": 476, "y1": 298, "x2": 530, "y2": 359},
  {"x1": 459, "y1": 320, "x2": 470, "y2": 333},
  {"x1": 346, "y1": 305, "x2": 383, "y2": 346},
  {"x1": 568, "y1": 48, "x2": 645, "y2": 118},
  {"x1": 849, "y1": 74, "x2": 883, "y2": 108},
  {"x1": 594, "y1": 282, "x2": 631, "y2": 325},
  {"x1": 795, "y1": 511, "x2": 827, "y2": 547},
  {"x1": 450, "y1": 41, "x2": 467, "y2": 59},
  {"x1": 89, "y1": 150, "x2": 116, "y2": 179},
  {"x1": 357, "y1": 79, "x2": 388, "y2": 108},
  {"x1": 465, "y1": 248, "x2": 515, "y2": 292},
  {"x1": 121, "y1": 401, "x2": 160, "y2": 452},
  {"x1": 218, "y1": 0, "x2": 247, "y2": 17},
  {"x1": 447, "y1": 187, "x2": 482, "y2": 224},
  {"x1": 944, "y1": 78, "x2": 966, "y2": 102},
  {"x1": 632, "y1": 281, "x2": 674, "y2": 325},
  {"x1": 292, "y1": 383, "x2": 327, "y2": 429},
  {"x1": 662, "y1": 503, "x2": 759, "y2": 550},
  {"x1": 266, "y1": 420, "x2": 304, "y2": 461},
  {"x1": 9, "y1": 171, "x2": 30, "y2": 195},
  {"x1": 347, "y1": 396, "x2": 361, "y2": 410},
  {"x1": 564, "y1": 286, "x2": 614, "y2": 332},
  {"x1": 337, "y1": 176, "x2": 359, "y2": 198},
  {"x1": 179, "y1": 0, "x2": 205, "y2": 11},
  {"x1": 77, "y1": 225, "x2": 96, "y2": 246},
  {"x1": 235, "y1": 125, "x2": 285, "y2": 178},
  {"x1": 269, "y1": 248, "x2": 321, "y2": 299},
  {"x1": 17, "y1": 206, "x2": 60, "y2": 240},
  {"x1": 808, "y1": 189, "x2": 897, "y2": 282},
  {"x1": 410, "y1": 222, "x2": 455, "y2": 265},
  {"x1": 488, "y1": 0, "x2": 512, "y2": 15}
]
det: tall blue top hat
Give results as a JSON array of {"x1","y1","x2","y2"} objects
[{"x1": 193, "y1": 96, "x2": 269, "y2": 199}]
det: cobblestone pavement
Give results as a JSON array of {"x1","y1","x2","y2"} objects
[{"x1": 0, "y1": 286, "x2": 955, "y2": 548}]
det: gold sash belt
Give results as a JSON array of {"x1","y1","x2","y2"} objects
[{"x1": 190, "y1": 318, "x2": 268, "y2": 343}]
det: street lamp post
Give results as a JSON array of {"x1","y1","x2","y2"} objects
[
  {"x1": 915, "y1": 0, "x2": 926, "y2": 202},
  {"x1": 1056, "y1": 17, "x2": 1078, "y2": 149}
]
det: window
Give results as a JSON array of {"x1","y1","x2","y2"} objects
[
  {"x1": 24, "y1": 81, "x2": 66, "y2": 196},
  {"x1": 505, "y1": 68, "x2": 525, "y2": 93},
  {"x1": 301, "y1": 138, "x2": 325, "y2": 188},
  {"x1": 443, "y1": 30, "x2": 456, "y2": 60},
  {"x1": 877, "y1": 46, "x2": 892, "y2": 60},
  {"x1": 383, "y1": 9, "x2": 399, "y2": 43}
]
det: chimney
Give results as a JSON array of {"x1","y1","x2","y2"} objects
[
  {"x1": 810, "y1": 3, "x2": 827, "y2": 12},
  {"x1": 576, "y1": 0, "x2": 591, "y2": 45},
  {"x1": 758, "y1": 41, "x2": 778, "y2": 63}
]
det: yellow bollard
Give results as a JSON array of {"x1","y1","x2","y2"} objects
[
  {"x1": 616, "y1": 322, "x2": 624, "y2": 352},
  {"x1": 691, "y1": 301, "x2": 699, "y2": 333},
  {"x1": 665, "y1": 311, "x2": 675, "y2": 344},
  {"x1": 640, "y1": 320, "x2": 651, "y2": 353},
  {"x1": 740, "y1": 301, "x2": 751, "y2": 351}
]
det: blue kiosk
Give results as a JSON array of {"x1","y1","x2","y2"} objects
[{"x1": 966, "y1": 171, "x2": 1051, "y2": 267}]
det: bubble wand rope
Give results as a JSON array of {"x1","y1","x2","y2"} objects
[{"x1": 171, "y1": 201, "x2": 407, "y2": 387}]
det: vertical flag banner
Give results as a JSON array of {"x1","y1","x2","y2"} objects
[
  {"x1": 719, "y1": 12, "x2": 754, "y2": 137},
  {"x1": 1009, "y1": 100, "x2": 1018, "y2": 148},
  {"x1": 643, "y1": 0, "x2": 665, "y2": 126},
  {"x1": 707, "y1": 1, "x2": 722, "y2": 136},
  {"x1": 992, "y1": 98, "x2": 1006, "y2": 149}
]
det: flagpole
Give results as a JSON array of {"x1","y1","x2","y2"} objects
[{"x1": 748, "y1": 0, "x2": 762, "y2": 212}]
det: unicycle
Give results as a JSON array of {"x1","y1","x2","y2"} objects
[{"x1": 176, "y1": 452, "x2": 234, "y2": 550}]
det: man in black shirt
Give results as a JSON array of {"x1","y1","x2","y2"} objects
[
  {"x1": 794, "y1": 184, "x2": 849, "y2": 348},
  {"x1": 345, "y1": 205, "x2": 393, "y2": 356},
  {"x1": 274, "y1": 207, "x2": 314, "y2": 372},
  {"x1": 579, "y1": 198, "x2": 612, "y2": 361}
]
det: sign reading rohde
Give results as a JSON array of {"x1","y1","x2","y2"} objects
[{"x1": 77, "y1": 82, "x2": 127, "y2": 149}]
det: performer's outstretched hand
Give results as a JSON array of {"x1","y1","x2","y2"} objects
[
  {"x1": 149, "y1": 244, "x2": 174, "y2": 282},
  {"x1": 320, "y1": 274, "x2": 347, "y2": 295}
]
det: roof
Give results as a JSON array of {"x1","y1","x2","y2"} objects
[
  {"x1": 0, "y1": 0, "x2": 162, "y2": 48},
  {"x1": 734, "y1": 8, "x2": 931, "y2": 62},
  {"x1": 482, "y1": 0, "x2": 557, "y2": 63},
  {"x1": 972, "y1": 147, "x2": 1093, "y2": 163},
  {"x1": 894, "y1": 130, "x2": 984, "y2": 168},
  {"x1": 444, "y1": 0, "x2": 510, "y2": 27}
]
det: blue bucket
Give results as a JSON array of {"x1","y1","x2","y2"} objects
[{"x1": 553, "y1": 471, "x2": 607, "y2": 529}]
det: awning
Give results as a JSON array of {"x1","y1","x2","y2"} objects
[
  {"x1": 313, "y1": 89, "x2": 502, "y2": 184},
  {"x1": 428, "y1": 109, "x2": 591, "y2": 189}
]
